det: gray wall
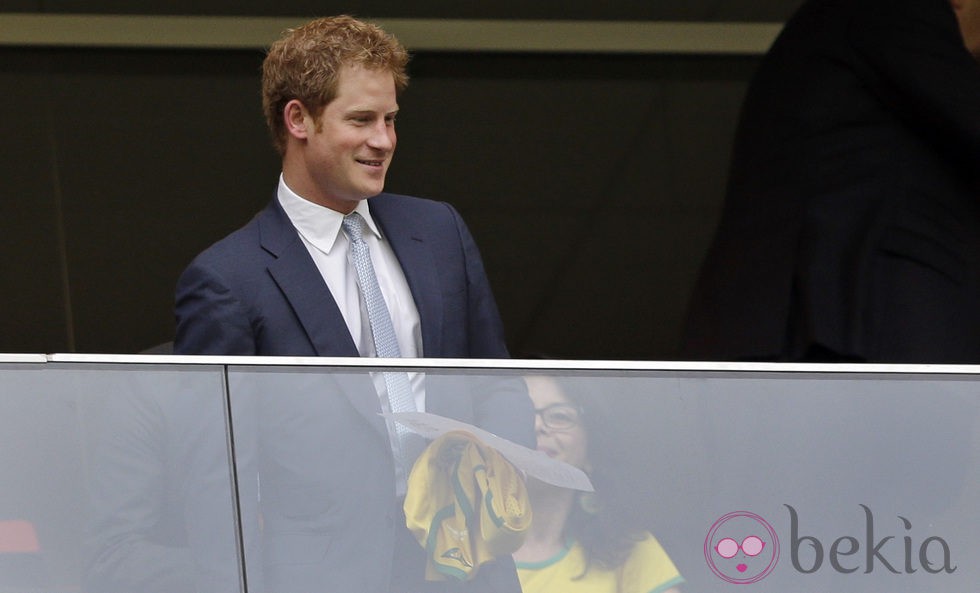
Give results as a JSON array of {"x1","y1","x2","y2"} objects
[{"x1": 1, "y1": 2, "x2": 804, "y2": 358}]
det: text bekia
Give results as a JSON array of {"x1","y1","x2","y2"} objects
[{"x1": 786, "y1": 504, "x2": 956, "y2": 574}]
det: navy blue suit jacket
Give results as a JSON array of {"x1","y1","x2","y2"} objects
[
  {"x1": 176, "y1": 193, "x2": 510, "y2": 361},
  {"x1": 174, "y1": 192, "x2": 533, "y2": 592}
]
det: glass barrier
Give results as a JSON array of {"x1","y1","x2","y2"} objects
[
  {"x1": 0, "y1": 362, "x2": 242, "y2": 593},
  {"x1": 1, "y1": 359, "x2": 978, "y2": 593}
]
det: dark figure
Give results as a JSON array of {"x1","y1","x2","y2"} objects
[{"x1": 683, "y1": 0, "x2": 980, "y2": 363}]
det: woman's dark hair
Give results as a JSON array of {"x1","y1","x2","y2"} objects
[{"x1": 553, "y1": 376, "x2": 648, "y2": 573}]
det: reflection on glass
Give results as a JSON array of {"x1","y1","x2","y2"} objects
[
  {"x1": 79, "y1": 368, "x2": 244, "y2": 593},
  {"x1": 514, "y1": 376, "x2": 685, "y2": 593},
  {"x1": 1, "y1": 362, "x2": 978, "y2": 593},
  {"x1": 0, "y1": 367, "x2": 74, "y2": 592},
  {"x1": 228, "y1": 367, "x2": 535, "y2": 593}
]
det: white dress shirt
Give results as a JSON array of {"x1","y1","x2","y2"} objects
[{"x1": 277, "y1": 175, "x2": 425, "y2": 410}]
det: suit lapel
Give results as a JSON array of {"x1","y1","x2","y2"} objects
[
  {"x1": 258, "y1": 199, "x2": 387, "y2": 439},
  {"x1": 371, "y1": 196, "x2": 444, "y2": 357},
  {"x1": 259, "y1": 200, "x2": 359, "y2": 357}
]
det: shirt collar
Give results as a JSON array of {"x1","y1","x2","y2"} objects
[{"x1": 277, "y1": 174, "x2": 382, "y2": 254}]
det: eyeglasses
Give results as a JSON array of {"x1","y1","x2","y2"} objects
[
  {"x1": 715, "y1": 536, "x2": 766, "y2": 559},
  {"x1": 534, "y1": 403, "x2": 583, "y2": 430}
]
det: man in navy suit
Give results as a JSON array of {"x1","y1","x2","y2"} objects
[
  {"x1": 174, "y1": 16, "x2": 533, "y2": 593},
  {"x1": 683, "y1": 0, "x2": 980, "y2": 363}
]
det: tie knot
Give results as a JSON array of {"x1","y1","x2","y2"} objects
[{"x1": 342, "y1": 212, "x2": 366, "y2": 243}]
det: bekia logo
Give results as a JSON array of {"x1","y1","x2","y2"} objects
[
  {"x1": 704, "y1": 511, "x2": 780, "y2": 584},
  {"x1": 705, "y1": 505, "x2": 957, "y2": 585}
]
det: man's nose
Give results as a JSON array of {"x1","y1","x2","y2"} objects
[{"x1": 367, "y1": 121, "x2": 394, "y2": 150}]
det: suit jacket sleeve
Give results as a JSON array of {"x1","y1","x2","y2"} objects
[
  {"x1": 448, "y1": 202, "x2": 511, "y2": 360},
  {"x1": 171, "y1": 256, "x2": 266, "y2": 592},
  {"x1": 83, "y1": 393, "x2": 196, "y2": 593},
  {"x1": 446, "y1": 202, "x2": 536, "y2": 449},
  {"x1": 174, "y1": 257, "x2": 257, "y2": 355}
]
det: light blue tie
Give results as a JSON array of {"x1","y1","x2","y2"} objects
[{"x1": 341, "y1": 213, "x2": 418, "y2": 478}]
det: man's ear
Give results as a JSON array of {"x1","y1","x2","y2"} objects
[{"x1": 284, "y1": 99, "x2": 311, "y2": 140}]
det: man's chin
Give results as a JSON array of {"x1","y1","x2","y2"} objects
[{"x1": 361, "y1": 182, "x2": 386, "y2": 198}]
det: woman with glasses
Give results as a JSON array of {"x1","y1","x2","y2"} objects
[{"x1": 513, "y1": 376, "x2": 684, "y2": 593}]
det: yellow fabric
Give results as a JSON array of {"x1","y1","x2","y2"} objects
[
  {"x1": 516, "y1": 533, "x2": 685, "y2": 593},
  {"x1": 404, "y1": 430, "x2": 531, "y2": 581}
]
